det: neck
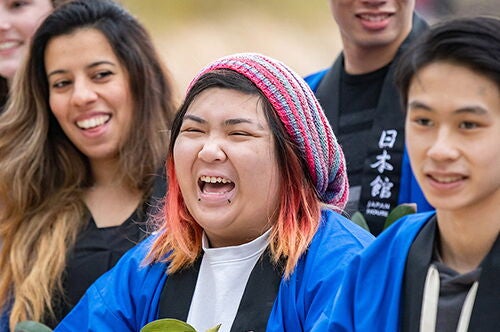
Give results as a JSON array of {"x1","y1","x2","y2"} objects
[
  {"x1": 342, "y1": 42, "x2": 399, "y2": 75},
  {"x1": 89, "y1": 158, "x2": 123, "y2": 187},
  {"x1": 436, "y1": 202, "x2": 500, "y2": 274},
  {"x1": 341, "y1": 19, "x2": 413, "y2": 75}
]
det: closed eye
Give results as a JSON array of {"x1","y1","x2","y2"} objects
[
  {"x1": 229, "y1": 131, "x2": 252, "y2": 136},
  {"x1": 180, "y1": 127, "x2": 204, "y2": 133}
]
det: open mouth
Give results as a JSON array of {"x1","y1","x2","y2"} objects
[
  {"x1": 76, "y1": 114, "x2": 111, "y2": 130},
  {"x1": 198, "y1": 175, "x2": 235, "y2": 194}
]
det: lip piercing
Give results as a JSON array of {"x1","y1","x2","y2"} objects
[{"x1": 197, "y1": 198, "x2": 231, "y2": 203}]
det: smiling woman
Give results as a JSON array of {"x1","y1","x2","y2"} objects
[
  {"x1": 45, "y1": 28, "x2": 135, "y2": 167},
  {"x1": 0, "y1": 0, "x2": 65, "y2": 109},
  {"x1": 0, "y1": 0, "x2": 176, "y2": 330}
]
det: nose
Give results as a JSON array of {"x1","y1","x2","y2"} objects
[
  {"x1": 0, "y1": 12, "x2": 12, "y2": 30},
  {"x1": 427, "y1": 129, "x2": 460, "y2": 162},
  {"x1": 198, "y1": 136, "x2": 227, "y2": 163},
  {"x1": 361, "y1": 0, "x2": 387, "y2": 6},
  {"x1": 70, "y1": 78, "x2": 98, "y2": 107}
]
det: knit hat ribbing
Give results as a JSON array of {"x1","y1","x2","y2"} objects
[{"x1": 188, "y1": 53, "x2": 348, "y2": 209}]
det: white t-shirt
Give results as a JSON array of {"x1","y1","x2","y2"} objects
[{"x1": 187, "y1": 230, "x2": 270, "y2": 332}]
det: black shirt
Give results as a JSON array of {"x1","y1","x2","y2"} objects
[
  {"x1": 47, "y1": 169, "x2": 166, "y2": 327},
  {"x1": 338, "y1": 64, "x2": 390, "y2": 215},
  {"x1": 47, "y1": 207, "x2": 149, "y2": 327}
]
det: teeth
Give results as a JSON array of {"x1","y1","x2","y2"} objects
[
  {"x1": 433, "y1": 176, "x2": 463, "y2": 183},
  {"x1": 0, "y1": 41, "x2": 19, "y2": 51},
  {"x1": 76, "y1": 115, "x2": 110, "y2": 129},
  {"x1": 200, "y1": 175, "x2": 232, "y2": 184},
  {"x1": 359, "y1": 14, "x2": 390, "y2": 22}
]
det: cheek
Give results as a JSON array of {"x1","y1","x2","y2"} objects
[
  {"x1": 110, "y1": 82, "x2": 132, "y2": 108},
  {"x1": 472, "y1": 144, "x2": 499, "y2": 169},
  {"x1": 49, "y1": 95, "x2": 67, "y2": 123},
  {"x1": 173, "y1": 140, "x2": 196, "y2": 181},
  {"x1": 19, "y1": 19, "x2": 41, "y2": 38},
  {"x1": 23, "y1": 6, "x2": 52, "y2": 33},
  {"x1": 121, "y1": 104, "x2": 135, "y2": 134},
  {"x1": 244, "y1": 146, "x2": 279, "y2": 190},
  {"x1": 406, "y1": 131, "x2": 427, "y2": 163},
  {"x1": 173, "y1": 143, "x2": 185, "y2": 171}
]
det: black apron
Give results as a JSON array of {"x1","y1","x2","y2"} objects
[
  {"x1": 315, "y1": 15, "x2": 428, "y2": 235},
  {"x1": 158, "y1": 250, "x2": 283, "y2": 332},
  {"x1": 402, "y1": 217, "x2": 500, "y2": 332}
]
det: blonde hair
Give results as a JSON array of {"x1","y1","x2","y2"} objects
[{"x1": 0, "y1": 0, "x2": 175, "y2": 327}]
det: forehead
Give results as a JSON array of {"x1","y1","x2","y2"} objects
[
  {"x1": 408, "y1": 61, "x2": 500, "y2": 112},
  {"x1": 187, "y1": 87, "x2": 267, "y2": 120},
  {"x1": 44, "y1": 28, "x2": 118, "y2": 67}
]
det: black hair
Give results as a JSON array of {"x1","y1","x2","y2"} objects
[{"x1": 395, "y1": 16, "x2": 500, "y2": 107}]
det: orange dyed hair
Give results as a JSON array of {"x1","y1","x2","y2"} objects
[{"x1": 145, "y1": 70, "x2": 322, "y2": 277}]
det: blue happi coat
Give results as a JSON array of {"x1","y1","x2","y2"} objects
[
  {"x1": 328, "y1": 212, "x2": 432, "y2": 331},
  {"x1": 55, "y1": 209, "x2": 373, "y2": 332},
  {"x1": 328, "y1": 211, "x2": 500, "y2": 331}
]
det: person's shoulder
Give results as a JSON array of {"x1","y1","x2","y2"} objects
[
  {"x1": 358, "y1": 211, "x2": 435, "y2": 260},
  {"x1": 300, "y1": 209, "x2": 375, "y2": 271},
  {"x1": 123, "y1": 233, "x2": 157, "y2": 262},
  {"x1": 55, "y1": 234, "x2": 169, "y2": 332},
  {"x1": 318, "y1": 208, "x2": 375, "y2": 247},
  {"x1": 96, "y1": 233, "x2": 167, "y2": 283},
  {"x1": 304, "y1": 68, "x2": 329, "y2": 91},
  {"x1": 384, "y1": 211, "x2": 435, "y2": 236}
]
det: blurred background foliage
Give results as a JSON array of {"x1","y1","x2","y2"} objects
[{"x1": 120, "y1": 0, "x2": 499, "y2": 97}]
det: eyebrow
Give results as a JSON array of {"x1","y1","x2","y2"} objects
[
  {"x1": 47, "y1": 61, "x2": 116, "y2": 78},
  {"x1": 408, "y1": 101, "x2": 489, "y2": 115},
  {"x1": 183, "y1": 114, "x2": 264, "y2": 129},
  {"x1": 408, "y1": 101, "x2": 432, "y2": 111}
]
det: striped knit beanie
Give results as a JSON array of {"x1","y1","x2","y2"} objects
[{"x1": 188, "y1": 53, "x2": 348, "y2": 209}]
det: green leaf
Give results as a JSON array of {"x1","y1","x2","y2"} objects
[
  {"x1": 383, "y1": 203, "x2": 417, "y2": 230},
  {"x1": 14, "y1": 321, "x2": 53, "y2": 332},
  {"x1": 141, "y1": 318, "x2": 197, "y2": 332},
  {"x1": 350, "y1": 211, "x2": 370, "y2": 232},
  {"x1": 206, "y1": 324, "x2": 222, "y2": 332}
]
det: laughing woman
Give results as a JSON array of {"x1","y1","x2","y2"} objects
[
  {"x1": 56, "y1": 53, "x2": 373, "y2": 332},
  {"x1": 0, "y1": 0, "x2": 176, "y2": 330}
]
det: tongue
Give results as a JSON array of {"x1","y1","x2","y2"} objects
[{"x1": 203, "y1": 182, "x2": 234, "y2": 194}]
